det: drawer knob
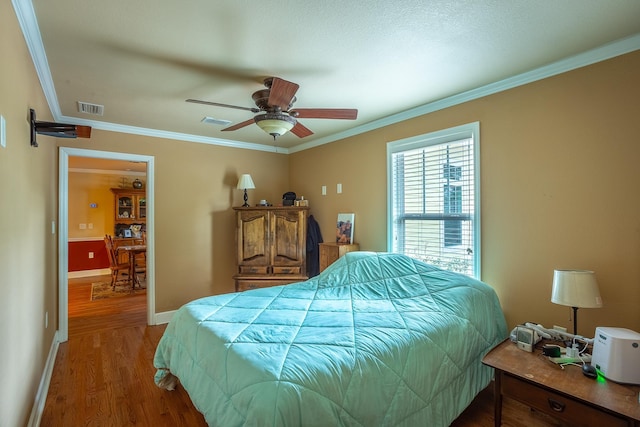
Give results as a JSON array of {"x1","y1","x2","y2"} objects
[{"x1": 547, "y1": 398, "x2": 566, "y2": 412}]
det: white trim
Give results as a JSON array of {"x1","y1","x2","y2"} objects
[
  {"x1": 386, "y1": 122, "x2": 481, "y2": 278},
  {"x1": 69, "y1": 168, "x2": 147, "y2": 176},
  {"x1": 12, "y1": 0, "x2": 61, "y2": 118},
  {"x1": 68, "y1": 268, "x2": 111, "y2": 279},
  {"x1": 156, "y1": 310, "x2": 178, "y2": 325},
  {"x1": 290, "y1": 34, "x2": 640, "y2": 153},
  {"x1": 58, "y1": 147, "x2": 156, "y2": 343},
  {"x1": 26, "y1": 331, "x2": 60, "y2": 427},
  {"x1": 57, "y1": 115, "x2": 286, "y2": 153},
  {"x1": 68, "y1": 236, "x2": 104, "y2": 242},
  {"x1": 154, "y1": 310, "x2": 177, "y2": 325},
  {"x1": 12, "y1": 0, "x2": 640, "y2": 153}
]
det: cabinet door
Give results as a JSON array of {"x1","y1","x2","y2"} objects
[
  {"x1": 116, "y1": 195, "x2": 135, "y2": 220},
  {"x1": 237, "y1": 210, "x2": 270, "y2": 271},
  {"x1": 270, "y1": 209, "x2": 306, "y2": 270},
  {"x1": 136, "y1": 195, "x2": 147, "y2": 219}
]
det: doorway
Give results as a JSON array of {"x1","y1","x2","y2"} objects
[{"x1": 58, "y1": 147, "x2": 155, "y2": 342}]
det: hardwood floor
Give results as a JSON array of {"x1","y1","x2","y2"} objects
[
  {"x1": 41, "y1": 275, "x2": 562, "y2": 426},
  {"x1": 41, "y1": 275, "x2": 207, "y2": 426}
]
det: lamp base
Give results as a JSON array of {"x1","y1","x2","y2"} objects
[{"x1": 242, "y1": 189, "x2": 249, "y2": 207}]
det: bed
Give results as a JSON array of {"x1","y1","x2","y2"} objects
[{"x1": 154, "y1": 251, "x2": 507, "y2": 426}]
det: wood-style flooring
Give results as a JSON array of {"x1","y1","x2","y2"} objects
[{"x1": 40, "y1": 275, "x2": 562, "y2": 426}]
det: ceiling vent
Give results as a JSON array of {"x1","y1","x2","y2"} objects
[
  {"x1": 77, "y1": 101, "x2": 104, "y2": 116},
  {"x1": 201, "y1": 116, "x2": 232, "y2": 127}
]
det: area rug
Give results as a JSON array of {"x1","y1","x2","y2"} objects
[{"x1": 90, "y1": 280, "x2": 146, "y2": 301}]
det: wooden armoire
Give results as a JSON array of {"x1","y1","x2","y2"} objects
[{"x1": 233, "y1": 206, "x2": 309, "y2": 291}]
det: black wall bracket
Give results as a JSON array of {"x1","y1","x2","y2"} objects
[{"x1": 30, "y1": 109, "x2": 92, "y2": 147}]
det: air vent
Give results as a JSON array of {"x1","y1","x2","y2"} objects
[
  {"x1": 201, "y1": 116, "x2": 232, "y2": 127},
  {"x1": 77, "y1": 102, "x2": 104, "y2": 116}
]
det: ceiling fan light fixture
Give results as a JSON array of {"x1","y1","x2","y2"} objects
[{"x1": 254, "y1": 112, "x2": 296, "y2": 140}]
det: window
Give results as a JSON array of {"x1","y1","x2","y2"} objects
[{"x1": 387, "y1": 122, "x2": 480, "y2": 278}]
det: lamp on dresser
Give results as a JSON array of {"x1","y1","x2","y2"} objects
[
  {"x1": 551, "y1": 269, "x2": 603, "y2": 335},
  {"x1": 237, "y1": 174, "x2": 255, "y2": 207}
]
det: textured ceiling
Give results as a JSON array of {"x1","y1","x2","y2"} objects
[{"x1": 17, "y1": 0, "x2": 640, "y2": 153}]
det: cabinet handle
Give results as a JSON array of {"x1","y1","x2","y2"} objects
[{"x1": 547, "y1": 398, "x2": 565, "y2": 412}]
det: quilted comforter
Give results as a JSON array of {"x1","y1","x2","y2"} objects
[{"x1": 154, "y1": 252, "x2": 507, "y2": 426}]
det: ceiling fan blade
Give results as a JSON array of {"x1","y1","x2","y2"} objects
[
  {"x1": 290, "y1": 121, "x2": 314, "y2": 138},
  {"x1": 291, "y1": 108, "x2": 358, "y2": 120},
  {"x1": 268, "y1": 78, "x2": 299, "y2": 110},
  {"x1": 186, "y1": 99, "x2": 259, "y2": 113},
  {"x1": 221, "y1": 118, "x2": 256, "y2": 132}
]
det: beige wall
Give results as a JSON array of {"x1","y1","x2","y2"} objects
[
  {"x1": 0, "y1": 3, "x2": 59, "y2": 426},
  {"x1": 5, "y1": 1, "x2": 640, "y2": 422},
  {"x1": 291, "y1": 50, "x2": 640, "y2": 336}
]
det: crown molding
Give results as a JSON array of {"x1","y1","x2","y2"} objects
[
  {"x1": 57, "y1": 115, "x2": 285, "y2": 153},
  {"x1": 13, "y1": 0, "x2": 639, "y2": 154},
  {"x1": 289, "y1": 33, "x2": 640, "y2": 153}
]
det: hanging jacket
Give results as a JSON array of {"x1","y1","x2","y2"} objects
[{"x1": 306, "y1": 215, "x2": 323, "y2": 277}]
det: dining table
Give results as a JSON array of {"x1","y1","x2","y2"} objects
[{"x1": 116, "y1": 244, "x2": 146, "y2": 289}]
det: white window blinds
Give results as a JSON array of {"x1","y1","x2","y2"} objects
[{"x1": 387, "y1": 122, "x2": 480, "y2": 278}]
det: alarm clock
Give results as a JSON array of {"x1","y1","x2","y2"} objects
[{"x1": 516, "y1": 325, "x2": 535, "y2": 352}]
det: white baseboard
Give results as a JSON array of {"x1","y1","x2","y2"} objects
[
  {"x1": 27, "y1": 330, "x2": 60, "y2": 427},
  {"x1": 68, "y1": 268, "x2": 110, "y2": 278},
  {"x1": 155, "y1": 310, "x2": 177, "y2": 325}
]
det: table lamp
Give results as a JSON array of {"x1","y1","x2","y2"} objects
[
  {"x1": 551, "y1": 269, "x2": 602, "y2": 336},
  {"x1": 237, "y1": 174, "x2": 255, "y2": 207}
]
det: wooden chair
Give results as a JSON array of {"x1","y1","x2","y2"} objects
[
  {"x1": 132, "y1": 232, "x2": 147, "y2": 281},
  {"x1": 104, "y1": 235, "x2": 131, "y2": 289}
]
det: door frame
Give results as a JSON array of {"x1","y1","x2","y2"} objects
[{"x1": 58, "y1": 147, "x2": 156, "y2": 342}]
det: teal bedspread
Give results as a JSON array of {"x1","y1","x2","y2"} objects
[{"x1": 154, "y1": 252, "x2": 507, "y2": 426}]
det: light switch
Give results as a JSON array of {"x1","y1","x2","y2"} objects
[
  {"x1": 88, "y1": 223, "x2": 93, "y2": 229},
  {"x1": 1, "y1": 115, "x2": 6, "y2": 148},
  {"x1": 79, "y1": 223, "x2": 87, "y2": 230},
  {"x1": 337, "y1": 183, "x2": 343, "y2": 194},
  {"x1": 321, "y1": 185, "x2": 327, "y2": 196}
]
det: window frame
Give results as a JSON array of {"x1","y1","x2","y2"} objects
[{"x1": 386, "y1": 122, "x2": 481, "y2": 278}]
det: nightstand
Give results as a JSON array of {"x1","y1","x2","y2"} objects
[
  {"x1": 483, "y1": 339, "x2": 640, "y2": 426},
  {"x1": 319, "y1": 242, "x2": 359, "y2": 272}
]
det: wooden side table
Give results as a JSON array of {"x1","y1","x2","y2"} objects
[
  {"x1": 319, "y1": 242, "x2": 359, "y2": 272},
  {"x1": 483, "y1": 339, "x2": 640, "y2": 427}
]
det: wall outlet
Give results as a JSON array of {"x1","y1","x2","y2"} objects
[
  {"x1": 88, "y1": 223, "x2": 93, "y2": 229},
  {"x1": 79, "y1": 223, "x2": 87, "y2": 229},
  {"x1": 88, "y1": 252, "x2": 94, "y2": 259}
]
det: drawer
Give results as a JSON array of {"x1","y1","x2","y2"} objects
[
  {"x1": 236, "y1": 278, "x2": 303, "y2": 292},
  {"x1": 502, "y1": 374, "x2": 628, "y2": 427},
  {"x1": 239, "y1": 265, "x2": 269, "y2": 275},
  {"x1": 272, "y1": 266, "x2": 301, "y2": 275}
]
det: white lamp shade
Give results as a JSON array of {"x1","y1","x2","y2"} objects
[
  {"x1": 551, "y1": 269, "x2": 603, "y2": 308},
  {"x1": 255, "y1": 118, "x2": 295, "y2": 137},
  {"x1": 236, "y1": 174, "x2": 255, "y2": 190}
]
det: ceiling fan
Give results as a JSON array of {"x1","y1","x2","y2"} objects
[{"x1": 186, "y1": 77, "x2": 358, "y2": 140}]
